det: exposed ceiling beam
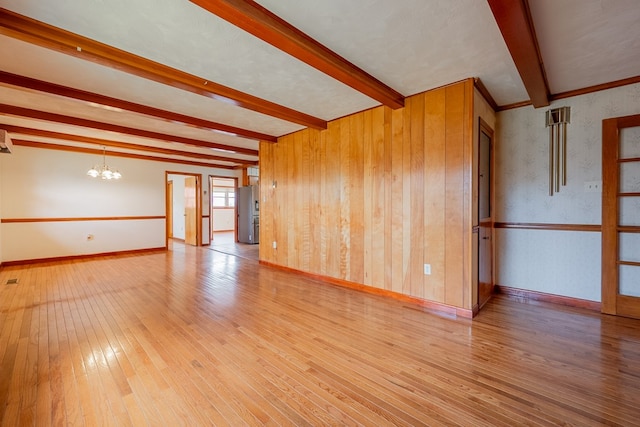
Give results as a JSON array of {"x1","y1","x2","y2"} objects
[
  {"x1": 487, "y1": 0, "x2": 549, "y2": 108},
  {"x1": 0, "y1": 71, "x2": 276, "y2": 142},
  {"x1": 0, "y1": 104, "x2": 259, "y2": 156},
  {"x1": 12, "y1": 140, "x2": 237, "y2": 169},
  {"x1": 0, "y1": 7, "x2": 327, "y2": 129},
  {"x1": 190, "y1": 0, "x2": 405, "y2": 109},
  {"x1": 0, "y1": 125, "x2": 258, "y2": 165}
]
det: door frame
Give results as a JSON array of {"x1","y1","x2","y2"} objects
[
  {"x1": 209, "y1": 175, "x2": 239, "y2": 243},
  {"x1": 165, "y1": 171, "x2": 203, "y2": 248},
  {"x1": 476, "y1": 117, "x2": 495, "y2": 312},
  {"x1": 167, "y1": 180, "x2": 174, "y2": 239},
  {"x1": 602, "y1": 113, "x2": 640, "y2": 318}
]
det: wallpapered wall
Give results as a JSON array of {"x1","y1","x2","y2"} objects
[{"x1": 495, "y1": 83, "x2": 640, "y2": 302}]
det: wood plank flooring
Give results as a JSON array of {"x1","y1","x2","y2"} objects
[
  {"x1": 208, "y1": 232, "x2": 259, "y2": 261},
  {"x1": 1, "y1": 243, "x2": 640, "y2": 426}
]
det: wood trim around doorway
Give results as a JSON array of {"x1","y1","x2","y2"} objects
[
  {"x1": 209, "y1": 175, "x2": 239, "y2": 243},
  {"x1": 165, "y1": 171, "x2": 203, "y2": 248},
  {"x1": 601, "y1": 113, "x2": 640, "y2": 316}
]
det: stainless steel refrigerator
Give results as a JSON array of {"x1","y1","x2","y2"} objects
[{"x1": 237, "y1": 185, "x2": 259, "y2": 244}]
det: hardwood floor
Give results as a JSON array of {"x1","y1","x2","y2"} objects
[
  {"x1": 1, "y1": 243, "x2": 639, "y2": 426},
  {"x1": 208, "y1": 231, "x2": 259, "y2": 261}
]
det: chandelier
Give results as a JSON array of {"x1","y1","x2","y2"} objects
[{"x1": 87, "y1": 147, "x2": 122, "y2": 180}]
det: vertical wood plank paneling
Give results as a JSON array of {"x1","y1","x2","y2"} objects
[
  {"x1": 409, "y1": 94, "x2": 425, "y2": 299},
  {"x1": 424, "y1": 88, "x2": 447, "y2": 302},
  {"x1": 383, "y1": 107, "x2": 394, "y2": 291},
  {"x1": 309, "y1": 129, "x2": 321, "y2": 274},
  {"x1": 326, "y1": 121, "x2": 341, "y2": 276},
  {"x1": 291, "y1": 133, "x2": 302, "y2": 269},
  {"x1": 277, "y1": 138, "x2": 289, "y2": 266},
  {"x1": 349, "y1": 115, "x2": 365, "y2": 284},
  {"x1": 301, "y1": 130, "x2": 312, "y2": 272},
  {"x1": 270, "y1": 138, "x2": 280, "y2": 265},
  {"x1": 444, "y1": 84, "x2": 466, "y2": 308},
  {"x1": 402, "y1": 98, "x2": 413, "y2": 295},
  {"x1": 363, "y1": 110, "x2": 373, "y2": 286},
  {"x1": 319, "y1": 128, "x2": 328, "y2": 276},
  {"x1": 339, "y1": 119, "x2": 351, "y2": 280},
  {"x1": 371, "y1": 107, "x2": 386, "y2": 289},
  {"x1": 259, "y1": 80, "x2": 474, "y2": 311},
  {"x1": 264, "y1": 141, "x2": 275, "y2": 264},
  {"x1": 391, "y1": 108, "x2": 405, "y2": 294},
  {"x1": 258, "y1": 141, "x2": 271, "y2": 263}
]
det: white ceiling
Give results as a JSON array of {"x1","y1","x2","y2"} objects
[
  {"x1": 529, "y1": 0, "x2": 640, "y2": 94},
  {"x1": 0, "y1": 0, "x2": 638, "y2": 168}
]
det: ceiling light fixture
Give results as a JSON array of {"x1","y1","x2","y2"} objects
[{"x1": 87, "y1": 146, "x2": 122, "y2": 180}]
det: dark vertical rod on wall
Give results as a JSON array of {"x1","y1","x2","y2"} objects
[
  {"x1": 558, "y1": 124, "x2": 563, "y2": 189},
  {"x1": 552, "y1": 125, "x2": 560, "y2": 193},
  {"x1": 546, "y1": 106, "x2": 570, "y2": 196},
  {"x1": 549, "y1": 126, "x2": 554, "y2": 196},
  {"x1": 562, "y1": 122, "x2": 567, "y2": 186}
]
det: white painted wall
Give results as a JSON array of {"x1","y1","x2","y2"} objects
[
  {"x1": 168, "y1": 174, "x2": 186, "y2": 240},
  {"x1": 212, "y1": 208, "x2": 235, "y2": 231},
  {"x1": 167, "y1": 173, "x2": 212, "y2": 244},
  {"x1": 0, "y1": 146, "x2": 237, "y2": 262},
  {"x1": 495, "y1": 83, "x2": 640, "y2": 301}
]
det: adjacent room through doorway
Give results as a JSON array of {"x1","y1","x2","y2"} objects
[
  {"x1": 166, "y1": 172, "x2": 202, "y2": 248},
  {"x1": 209, "y1": 176, "x2": 258, "y2": 261},
  {"x1": 210, "y1": 176, "x2": 237, "y2": 244}
]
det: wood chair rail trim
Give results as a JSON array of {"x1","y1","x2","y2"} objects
[
  {"x1": 1, "y1": 216, "x2": 165, "y2": 223},
  {"x1": 494, "y1": 222, "x2": 601, "y2": 232}
]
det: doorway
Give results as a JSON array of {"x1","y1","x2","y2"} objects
[
  {"x1": 165, "y1": 172, "x2": 202, "y2": 248},
  {"x1": 167, "y1": 180, "x2": 173, "y2": 239},
  {"x1": 477, "y1": 119, "x2": 494, "y2": 310},
  {"x1": 209, "y1": 176, "x2": 238, "y2": 245},
  {"x1": 602, "y1": 114, "x2": 640, "y2": 319}
]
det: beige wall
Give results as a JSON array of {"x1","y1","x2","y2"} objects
[
  {"x1": 0, "y1": 146, "x2": 238, "y2": 262},
  {"x1": 495, "y1": 82, "x2": 640, "y2": 301}
]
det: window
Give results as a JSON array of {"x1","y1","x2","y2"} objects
[{"x1": 212, "y1": 187, "x2": 235, "y2": 207}]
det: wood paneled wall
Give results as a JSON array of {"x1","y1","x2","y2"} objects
[{"x1": 260, "y1": 79, "x2": 474, "y2": 309}]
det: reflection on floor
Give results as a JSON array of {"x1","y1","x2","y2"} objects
[{"x1": 209, "y1": 230, "x2": 259, "y2": 261}]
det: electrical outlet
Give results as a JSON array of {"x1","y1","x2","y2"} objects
[
  {"x1": 272, "y1": 241, "x2": 277, "y2": 249},
  {"x1": 424, "y1": 264, "x2": 431, "y2": 275},
  {"x1": 584, "y1": 181, "x2": 602, "y2": 193}
]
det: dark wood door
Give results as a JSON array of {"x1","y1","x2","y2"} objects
[{"x1": 478, "y1": 120, "x2": 494, "y2": 310}]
